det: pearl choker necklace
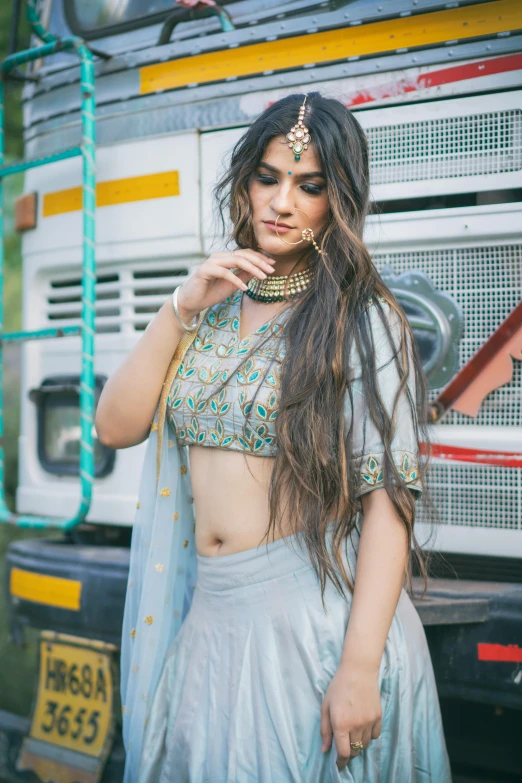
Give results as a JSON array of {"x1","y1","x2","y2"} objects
[{"x1": 245, "y1": 265, "x2": 315, "y2": 303}]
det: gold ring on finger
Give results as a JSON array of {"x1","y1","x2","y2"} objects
[{"x1": 350, "y1": 740, "x2": 364, "y2": 751}]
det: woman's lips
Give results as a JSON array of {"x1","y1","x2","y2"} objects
[{"x1": 263, "y1": 221, "x2": 294, "y2": 234}]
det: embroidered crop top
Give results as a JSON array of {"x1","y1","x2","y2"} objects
[
  {"x1": 166, "y1": 288, "x2": 423, "y2": 498},
  {"x1": 166, "y1": 288, "x2": 292, "y2": 457}
]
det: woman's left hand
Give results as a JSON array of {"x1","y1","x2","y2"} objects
[{"x1": 320, "y1": 664, "x2": 383, "y2": 770}]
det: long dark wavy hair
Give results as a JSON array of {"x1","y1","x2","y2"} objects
[{"x1": 212, "y1": 92, "x2": 434, "y2": 607}]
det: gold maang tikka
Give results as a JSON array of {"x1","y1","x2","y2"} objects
[{"x1": 286, "y1": 96, "x2": 311, "y2": 162}]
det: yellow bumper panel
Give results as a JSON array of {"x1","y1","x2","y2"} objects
[
  {"x1": 140, "y1": 0, "x2": 522, "y2": 94},
  {"x1": 10, "y1": 567, "x2": 82, "y2": 611}
]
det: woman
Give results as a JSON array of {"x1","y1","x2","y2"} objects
[{"x1": 96, "y1": 92, "x2": 452, "y2": 782}]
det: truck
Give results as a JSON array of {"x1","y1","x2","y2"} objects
[{"x1": 0, "y1": 1, "x2": 521, "y2": 780}]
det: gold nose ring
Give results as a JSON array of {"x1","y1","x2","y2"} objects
[{"x1": 274, "y1": 209, "x2": 324, "y2": 254}]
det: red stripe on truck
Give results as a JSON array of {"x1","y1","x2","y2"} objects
[
  {"x1": 478, "y1": 643, "x2": 522, "y2": 663},
  {"x1": 346, "y1": 53, "x2": 522, "y2": 107},
  {"x1": 420, "y1": 443, "x2": 522, "y2": 468}
]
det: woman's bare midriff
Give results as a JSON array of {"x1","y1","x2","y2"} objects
[{"x1": 189, "y1": 444, "x2": 339, "y2": 557}]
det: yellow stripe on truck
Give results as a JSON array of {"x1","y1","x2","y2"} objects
[
  {"x1": 42, "y1": 170, "x2": 180, "y2": 217},
  {"x1": 10, "y1": 567, "x2": 82, "y2": 611},
  {"x1": 140, "y1": 0, "x2": 522, "y2": 94}
]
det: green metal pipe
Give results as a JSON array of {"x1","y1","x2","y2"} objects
[
  {"x1": 0, "y1": 2, "x2": 98, "y2": 529},
  {"x1": 0, "y1": 146, "x2": 82, "y2": 178},
  {"x1": 1, "y1": 38, "x2": 78, "y2": 73},
  {"x1": 74, "y1": 42, "x2": 97, "y2": 529},
  {"x1": 26, "y1": 0, "x2": 56, "y2": 44},
  {"x1": 0, "y1": 76, "x2": 8, "y2": 523},
  {"x1": 3, "y1": 326, "x2": 82, "y2": 342}
]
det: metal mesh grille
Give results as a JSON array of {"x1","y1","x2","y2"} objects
[
  {"x1": 372, "y1": 244, "x2": 522, "y2": 428},
  {"x1": 367, "y1": 110, "x2": 522, "y2": 185},
  {"x1": 46, "y1": 274, "x2": 121, "y2": 334},
  {"x1": 132, "y1": 268, "x2": 190, "y2": 331},
  {"x1": 419, "y1": 463, "x2": 522, "y2": 532},
  {"x1": 46, "y1": 267, "x2": 192, "y2": 333}
]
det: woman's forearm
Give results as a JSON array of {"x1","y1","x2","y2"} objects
[
  {"x1": 340, "y1": 488, "x2": 409, "y2": 673},
  {"x1": 95, "y1": 296, "x2": 199, "y2": 449}
]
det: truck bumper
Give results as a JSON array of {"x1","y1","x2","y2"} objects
[{"x1": 0, "y1": 710, "x2": 125, "y2": 783}]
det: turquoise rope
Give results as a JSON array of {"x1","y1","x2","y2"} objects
[{"x1": 0, "y1": 3, "x2": 97, "y2": 529}]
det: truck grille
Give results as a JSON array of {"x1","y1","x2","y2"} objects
[
  {"x1": 368, "y1": 109, "x2": 522, "y2": 185},
  {"x1": 47, "y1": 274, "x2": 121, "y2": 334},
  {"x1": 373, "y1": 244, "x2": 522, "y2": 537},
  {"x1": 46, "y1": 266, "x2": 192, "y2": 333},
  {"x1": 425, "y1": 462, "x2": 521, "y2": 533},
  {"x1": 372, "y1": 243, "x2": 522, "y2": 429}
]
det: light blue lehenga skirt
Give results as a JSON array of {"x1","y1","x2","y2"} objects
[{"x1": 138, "y1": 520, "x2": 452, "y2": 782}]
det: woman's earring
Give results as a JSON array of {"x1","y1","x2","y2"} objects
[{"x1": 275, "y1": 208, "x2": 325, "y2": 255}]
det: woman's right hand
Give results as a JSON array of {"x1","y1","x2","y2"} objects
[{"x1": 176, "y1": 249, "x2": 276, "y2": 323}]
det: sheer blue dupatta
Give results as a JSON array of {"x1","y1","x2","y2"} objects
[{"x1": 120, "y1": 310, "x2": 208, "y2": 783}]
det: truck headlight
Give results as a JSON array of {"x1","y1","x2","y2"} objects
[{"x1": 29, "y1": 375, "x2": 115, "y2": 478}]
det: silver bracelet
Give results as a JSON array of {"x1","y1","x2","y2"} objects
[{"x1": 171, "y1": 286, "x2": 200, "y2": 332}]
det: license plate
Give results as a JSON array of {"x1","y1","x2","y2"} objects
[{"x1": 17, "y1": 631, "x2": 117, "y2": 783}]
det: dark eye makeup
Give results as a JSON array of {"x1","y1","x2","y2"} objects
[{"x1": 255, "y1": 173, "x2": 324, "y2": 196}]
